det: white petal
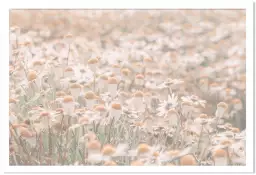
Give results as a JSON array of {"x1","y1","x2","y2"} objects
[
  {"x1": 87, "y1": 153, "x2": 103, "y2": 163},
  {"x1": 128, "y1": 150, "x2": 137, "y2": 157}
]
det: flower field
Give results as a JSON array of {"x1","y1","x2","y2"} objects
[{"x1": 9, "y1": 10, "x2": 246, "y2": 166}]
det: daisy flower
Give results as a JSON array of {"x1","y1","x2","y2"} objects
[
  {"x1": 157, "y1": 93, "x2": 179, "y2": 117},
  {"x1": 181, "y1": 95, "x2": 206, "y2": 108},
  {"x1": 179, "y1": 154, "x2": 198, "y2": 166},
  {"x1": 212, "y1": 148, "x2": 229, "y2": 166},
  {"x1": 165, "y1": 78, "x2": 184, "y2": 92}
]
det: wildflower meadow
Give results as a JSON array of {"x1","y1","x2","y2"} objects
[{"x1": 9, "y1": 10, "x2": 246, "y2": 166}]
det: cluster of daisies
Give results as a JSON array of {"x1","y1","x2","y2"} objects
[{"x1": 9, "y1": 10, "x2": 245, "y2": 166}]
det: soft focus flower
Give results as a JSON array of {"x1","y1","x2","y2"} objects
[
  {"x1": 27, "y1": 70, "x2": 41, "y2": 93},
  {"x1": 62, "y1": 95, "x2": 75, "y2": 115},
  {"x1": 213, "y1": 149, "x2": 228, "y2": 166},
  {"x1": 132, "y1": 62, "x2": 144, "y2": 73},
  {"x1": 130, "y1": 160, "x2": 144, "y2": 166},
  {"x1": 69, "y1": 83, "x2": 82, "y2": 99},
  {"x1": 101, "y1": 144, "x2": 116, "y2": 158},
  {"x1": 108, "y1": 77, "x2": 118, "y2": 98},
  {"x1": 231, "y1": 98, "x2": 243, "y2": 111},
  {"x1": 157, "y1": 93, "x2": 178, "y2": 116},
  {"x1": 39, "y1": 111, "x2": 53, "y2": 127},
  {"x1": 9, "y1": 98, "x2": 18, "y2": 112},
  {"x1": 84, "y1": 91, "x2": 96, "y2": 109},
  {"x1": 165, "y1": 78, "x2": 184, "y2": 92},
  {"x1": 135, "y1": 74, "x2": 144, "y2": 86},
  {"x1": 88, "y1": 58, "x2": 99, "y2": 72},
  {"x1": 64, "y1": 33, "x2": 73, "y2": 45},
  {"x1": 32, "y1": 60, "x2": 45, "y2": 73},
  {"x1": 111, "y1": 64, "x2": 121, "y2": 75},
  {"x1": 87, "y1": 139, "x2": 102, "y2": 163},
  {"x1": 121, "y1": 68, "x2": 131, "y2": 82},
  {"x1": 104, "y1": 161, "x2": 117, "y2": 166},
  {"x1": 98, "y1": 75, "x2": 108, "y2": 93},
  {"x1": 143, "y1": 57, "x2": 154, "y2": 69},
  {"x1": 78, "y1": 116, "x2": 89, "y2": 125},
  {"x1": 216, "y1": 102, "x2": 228, "y2": 118},
  {"x1": 179, "y1": 155, "x2": 197, "y2": 166},
  {"x1": 94, "y1": 105, "x2": 107, "y2": 117},
  {"x1": 110, "y1": 103, "x2": 122, "y2": 120},
  {"x1": 64, "y1": 67, "x2": 75, "y2": 78},
  {"x1": 131, "y1": 91, "x2": 145, "y2": 112},
  {"x1": 137, "y1": 143, "x2": 151, "y2": 158},
  {"x1": 16, "y1": 126, "x2": 37, "y2": 147},
  {"x1": 181, "y1": 95, "x2": 206, "y2": 108}
]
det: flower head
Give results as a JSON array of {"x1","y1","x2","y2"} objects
[
  {"x1": 137, "y1": 143, "x2": 151, "y2": 157},
  {"x1": 69, "y1": 83, "x2": 81, "y2": 99},
  {"x1": 130, "y1": 160, "x2": 144, "y2": 166},
  {"x1": 157, "y1": 93, "x2": 178, "y2": 116},
  {"x1": 101, "y1": 144, "x2": 116, "y2": 156},
  {"x1": 27, "y1": 70, "x2": 37, "y2": 82},
  {"x1": 135, "y1": 74, "x2": 144, "y2": 86},
  {"x1": 87, "y1": 139, "x2": 101, "y2": 151},
  {"x1": 213, "y1": 148, "x2": 228, "y2": 166},
  {"x1": 88, "y1": 58, "x2": 99, "y2": 72},
  {"x1": 64, "y1": 33, "x2": 73, "y2": 44},
  {"x1": 108, "y1": 77, "x2": 118, "y2": 98},
  {"x1": 216, "y1": 102, "x2": 228, "y2": 118},
  {"x1": 104, "y1": 161, "x2": 117, "y2": 166},
  {"x1": 232, "y1": 98, "x2": 243, "y2": 111},
  {"x1": 181, "y1": 95, "x2": 206, "y2": 108},
  {"x1": 64, "y1": 67, "x2": 74, "y2": 78},
  {"x1": 78, "y1": 116, "x2": 89, "y2": 125},
  {"x1": 62, "y1": 96, "x2": 75, "y2": 115},
  {"x1": 180, "y1": 155, "x2": 197, "y2": 166},
  {"x1": 110, "y1": 103, "x2": 122, "y2": 119},
  {"x1": 143, "y1": 57, "x2": 154, "y2": 68}
]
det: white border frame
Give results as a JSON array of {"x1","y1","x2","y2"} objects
[{"x1": 0, "y1": 0, "x2": 254, "y2": 173}]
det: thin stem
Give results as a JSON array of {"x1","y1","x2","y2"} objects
[
  {"x1": 67, "y1": 44, "x2": 70, "y2": 66},
  {"x1": 105, "y1": 117, "x2": 115, "y2": 144},
  {"x1": 48, "y1": 124, "x2": 52, "y2": 165},
  {"x1": 58, "y1": 114, "x2": 65, "y2": 164},
  {"x1": 10, "y1": 123, "x2": 30, "y2": 163},
  {"x1": 93, "y1": 74, "x2": 96, "y2": 93}
]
